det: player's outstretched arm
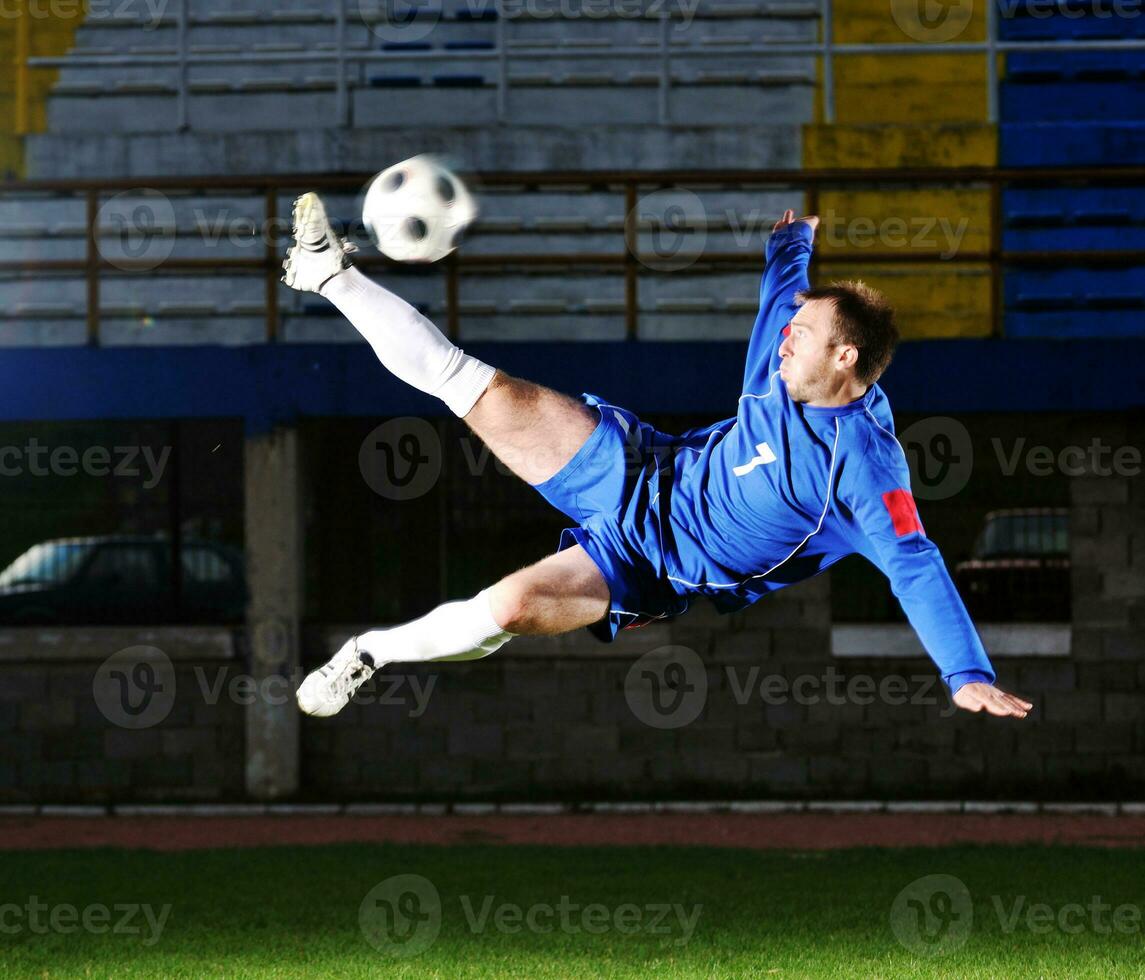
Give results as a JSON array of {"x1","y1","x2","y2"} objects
[
  {"x1": 840, "y1": 450, "x2": 1034, "y2": 720},
  {"x1": 743, "y1": 210, "x2": 820, "y2": 393}
]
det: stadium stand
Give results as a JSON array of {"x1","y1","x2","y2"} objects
[{"x1": 999, "y1": 2, "x2": 1145, "y2": 338}]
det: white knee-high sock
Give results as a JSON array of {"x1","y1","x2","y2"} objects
[
  {"x1": 356, "y1": 588, "x2": 517, "y2": 666},
  {"x1": 320, "y1": 267, "x2": 496, "y2": 418}
]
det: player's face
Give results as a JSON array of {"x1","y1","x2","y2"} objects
[{"x1": 777, "y1": 299, "x2": 838, "y2": 402}]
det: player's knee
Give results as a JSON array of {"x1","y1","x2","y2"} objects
[{"x1": 486, "y1": 579, "x2": 530, "y2": 633}]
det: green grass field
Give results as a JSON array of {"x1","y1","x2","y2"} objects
[{"x1": 1, "y1": 843, "x2": 1143, "y2": 978}]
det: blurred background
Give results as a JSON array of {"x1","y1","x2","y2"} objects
[{"x1": 0, "y1": 0, "x2": 1141, "y2": 806}]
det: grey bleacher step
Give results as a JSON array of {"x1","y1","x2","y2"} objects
[
  {"x1": 531, "y1": 217, "x2": 592, "y2": 232},
  {"x1": 654, "y1": 298, "x2": 718, "y2": 312},
  {"x1": 581, "y1": 298, "x2": 628, "y2": 313},
  {"x1": 156, "y1": 301, "x2": 232, "y2": 316},
  {"x1": 507, "y1": 298, "x2": 569, "y2": 314},
  {"x1": 11, "y1": 302, "x2": 84, "y2": 317}
]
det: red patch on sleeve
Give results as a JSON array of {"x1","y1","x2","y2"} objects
[
  {"x1": 882, "y1": 488, "x2": 925, "y2": 537},
  {"x1": 781, "y1": 323, "x2": 791, "y2": 336}
]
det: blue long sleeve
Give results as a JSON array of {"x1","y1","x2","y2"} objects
[
  {"x1": 840, "y1": 431, "x2": 997, "y2": 695},
  {"x1": 743, "y1": 222, "x2": 814, "y2": 394}
]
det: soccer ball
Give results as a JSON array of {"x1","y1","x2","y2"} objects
[{"x1": 362, "y1": 155, "x2": 477, "y2": 263}]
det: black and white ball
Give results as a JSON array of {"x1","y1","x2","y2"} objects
[{"x1": 362, "y1": 155, "x2": 477, "y2": 263}]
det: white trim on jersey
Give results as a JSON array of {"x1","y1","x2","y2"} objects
[
  {"x1": 738, "y1": 369, "x2": 782, "y2": 403},
  {"x1": 666, "y1": 416, "x2": 842, "y2": 591}
]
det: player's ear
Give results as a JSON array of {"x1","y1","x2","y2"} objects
[{"x1": 837, "y1": 344, "x2": 860, "y2": 371}]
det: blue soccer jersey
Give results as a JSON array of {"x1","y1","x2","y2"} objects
[
  {"x1": 535, "y1": 222, "x2": 997, "y2": 693},
  {"x1": 654, "y1": 222, "x2": 996, "y2": 695}
]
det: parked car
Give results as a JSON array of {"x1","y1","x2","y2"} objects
[
  {"x1": 954, "y1": 508, "x2": 1070, "y2": 622},
  {"x1": 0, "y1": 535, "x2": 246, "y2": 625}
]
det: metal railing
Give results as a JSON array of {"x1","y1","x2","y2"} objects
[
  {"x1": 0, "y1": 165, "x2": 1143, "y2": 345},
  {"x1": 18, "y1": 0, "x2": 1145, "y2": 129}
]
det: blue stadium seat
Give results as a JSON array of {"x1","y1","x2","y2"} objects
[
  {"x1": 999, "y1": 1, "x2": 1145, "y2": 41},
  {"x1": 1000, "y1": 123, "x2": 1145, "y2": 165},
  {"x1": 368, "y1": 75, "x2": 422, "y2": 87},
  {"x1": 1003, "y1": 187, "x2": 1145, "y2": 250},
  {"x1": 1005, "y1": 265, "x2": 1145, "y2": 337},
  {"x1": 1001, "y1": 82, "x2": 1145, "y2": 122},
  {"x1": 1008, "y1": 51, "x2": 1145, "y2": 80},
  {"x1": 432, "y1": 74, "x2": 486, "y2": 87}
]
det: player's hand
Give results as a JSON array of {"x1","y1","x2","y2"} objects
[
  {"x1": 772, "y1": 208, "x2": 820, "y2": 235},
  {"x1": 952, "y1": 682, "x2": 1033, "y2": 719}
]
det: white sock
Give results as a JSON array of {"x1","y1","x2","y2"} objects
[
  {"x1": 320, "y1": 266, "x2": 496, "y2": 418},
  {"x1": 356, "y1": 587, "x2": 517, "y2": 666}
]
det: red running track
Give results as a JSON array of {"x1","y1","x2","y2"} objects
[{"x1": 1, "y1": 813, "x2": 1144, "y2": 851}]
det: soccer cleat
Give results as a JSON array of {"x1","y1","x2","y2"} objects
[
  {"x1": 281, "y1": 191, "x2": 358, "y2": 293},
  {"x1": 296, "y1": 636, "x2": 378, "y2": 717}
]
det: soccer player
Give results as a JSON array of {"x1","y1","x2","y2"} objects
[{"x1": 283, "y1": 193, "x2": 1032, "y2": 721}]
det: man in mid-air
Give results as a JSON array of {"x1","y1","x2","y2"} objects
[{"x1": 282, "y1": 192, "x2": 1032, "y2": 722}]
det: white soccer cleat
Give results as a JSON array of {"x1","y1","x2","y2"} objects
[
  {"x1": 281, "y1": 192, "x2": 358, "y2": 293},
  {"x1": 296, "y1": 636, "x2": 378, "y2": 717}
]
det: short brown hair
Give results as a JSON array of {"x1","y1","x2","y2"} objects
[{"x1": 796, "y1": 280, "x2": 899, "y2": 387}]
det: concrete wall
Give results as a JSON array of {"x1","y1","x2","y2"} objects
[{"x1": 1, "y1": 454, "x2": 1141, "y2": 804}]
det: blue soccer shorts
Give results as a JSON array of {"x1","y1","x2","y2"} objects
[{"x1": 530, "y1": 392, "x2": 691, "y2": 642}]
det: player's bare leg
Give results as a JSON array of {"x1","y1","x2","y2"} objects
[
  {"x1": 283, "y1": 193, "x2": 601, "y2": 479},
  {"x1": 463, "y1": 370, "x2": 599, "y2": 485},
  {"x1": 296, "y1": 545, "x2": 608, "y2": 717}
]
